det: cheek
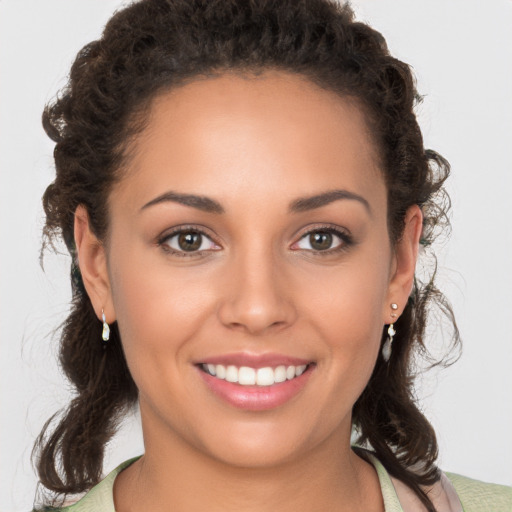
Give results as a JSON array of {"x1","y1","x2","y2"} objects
[
  {"x1": 107, "y1": 247, "x2": 217, "y2": 377},
  {"x1": 303, "y1": 251, "x2": 390, "y2": 339},
  {"x1": 298, "y1": 246, "x2": 391, "y2": 390}
]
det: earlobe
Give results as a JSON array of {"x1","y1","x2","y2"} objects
[
  {"x1": 384, "y1": 205, "x2": 423, "y2": 322},
  {"x1": 74, "y1": 205, "x2": 114, "y2": 322}
]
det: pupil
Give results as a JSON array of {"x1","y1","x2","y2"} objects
[
  {"x1": 310, "y1": 232, "x2": 332, "y2": 250},
  {"x1": 178, "y1": 232, "x2": 202, "y2": 251}
]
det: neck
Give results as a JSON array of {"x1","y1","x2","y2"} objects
[{"x1": 114, "y1": 420, "x2": 383, "y2": 512}]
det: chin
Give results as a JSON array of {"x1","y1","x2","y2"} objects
[{"x1": 186, "y1": 409, "x2": 343, "y2": 470}]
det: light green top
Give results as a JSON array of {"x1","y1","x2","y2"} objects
[{"x1": 48, "y1": 455, "x2": 511, "y2": 512}]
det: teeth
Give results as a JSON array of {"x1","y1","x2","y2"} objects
[
  {"x1": 202, "y1": 363, "x2": 309, "y2": 386},
  {"x1": 274, "y1": 365, "x2": 287, "y2": 383},
  {"x1": 256, "y1": 367, "x2": 274, "y2": 386},
  {"x1": 225, "y1": 365, "x2": 238, "y2": 383},
  {"x1": 295, "y1": 364, "x2": 307, "y2": 377},
  {"x1": 215, "y1": 364, "x2": 226, "y2": 379},
  {"x1": 238, "y1": 366, "x2": 256, "y2": 385}
]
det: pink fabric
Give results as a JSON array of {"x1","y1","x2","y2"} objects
[{"x1": 391, "y1": 472, "x2": 463, "y2": 512}]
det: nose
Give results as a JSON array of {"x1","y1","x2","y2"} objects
[{"x1": 217, "y1": 250, "x2": 297, "y2": 335}]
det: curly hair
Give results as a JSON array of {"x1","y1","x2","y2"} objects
[{"x1": 34, "y1": 1, "x2": 460, "y2": 510}]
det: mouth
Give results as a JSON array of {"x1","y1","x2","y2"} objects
[
  {"x1": 199, "y1": 363, "x2": 310, "y2": 387},
  {"x1": 196, "y1": 358, "x2": 316, "y2": 411}
]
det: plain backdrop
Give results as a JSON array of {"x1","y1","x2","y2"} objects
[{"x1": 1, "y1": 1, "x2": 511, "y2": 510}]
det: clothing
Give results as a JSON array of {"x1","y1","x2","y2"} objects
[
  {"x1": 362, "y1": 451, "x2": 512, "y2": 512},
  {"x1": 51, "y1": 455, "x2": 512, "y2": 512}
]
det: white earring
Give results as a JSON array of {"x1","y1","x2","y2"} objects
[
  {"x1": 382, "y1": 303, "x2": 398, "y2": 362},
  {"x1": 101, "y1": 309, "x2": 110, "y2": 342},
  {"x1": 382, "y1": 323, "x2": 396, "y2": 362}
]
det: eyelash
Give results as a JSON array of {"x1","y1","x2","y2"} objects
[
  {"x1": 293, "y1": 225, "x2": 354, "y2": 256},
  {"x1": 157, "y1": 224, "x2": 353, "y2": 257},
  {"x1": 157, "y1": 225, "x2": 219, "y2": 258}
]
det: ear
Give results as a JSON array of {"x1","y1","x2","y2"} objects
[
  {"x1": 383, "y1": 204, "x2": 423, "y2": 323},
  {"x1": 74, "y1": 205, "x2": 115, "y2": 322}
]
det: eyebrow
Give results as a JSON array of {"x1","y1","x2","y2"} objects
[
  {"x1": 141, "y1": 191, "x2": 225, "y2": 214},
  {"x1": 289, "y1": 189, "x2": 371, "y2": 215},
  {"x1": 141, "y1": 188, "x2": 371, "y2": 216}
]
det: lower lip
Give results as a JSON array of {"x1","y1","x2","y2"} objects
[{"x1": 197, "y1": 365, "x2": 315, "y2": 411}]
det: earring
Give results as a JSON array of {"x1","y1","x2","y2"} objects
[
  {"x1": 101, "y1": 309, "x2": 110, "y2": 342},
  {"x1": 382, "y1": 324, "x2": 396, "y2": 362},
  {"x1": 382, "y1": 303, "x2": 398, "y2": 362}
]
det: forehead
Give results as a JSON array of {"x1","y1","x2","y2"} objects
[{"x1": 115, "y1": 70, "x2": 385, "y2": 213}]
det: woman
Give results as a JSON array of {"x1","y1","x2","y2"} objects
[{"x1": 29, "y1": 0, "x2": 511, "y2": 511}]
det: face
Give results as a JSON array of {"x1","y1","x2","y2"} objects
[{"x1": 78, "y1": 71, "x2": 419, "y2": 469}]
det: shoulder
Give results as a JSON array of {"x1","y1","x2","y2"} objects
[
  {"x1": 33, "y1": 458, "x2": 140, "y2": 512},
  {"x1": 445, "y1": 472, "x2": 512, "y2": 512},
  {"x1": 354, "y1": 446, "x2": 512, "y2": 512}
]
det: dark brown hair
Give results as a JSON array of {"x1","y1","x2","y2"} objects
[{"x1": 35, "y1": 1, "x2": 460, "y2": 510}]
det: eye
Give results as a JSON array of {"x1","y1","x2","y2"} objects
[
  {"x1": 293, "y1": 228, "x2": 349, "y2": 253},
  {"x1": 160, "y1": 228, "x2": 220, "y2": 255}
]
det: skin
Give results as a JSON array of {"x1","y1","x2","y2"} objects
[{"x1": 75, "y1": 71, "x2": 422, "y2": 512}]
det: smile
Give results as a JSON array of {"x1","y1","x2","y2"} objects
[
  {"x1": 200, "y1": 363, "x2": 309, "y2": 386},
  {"x1": 197, "y1": 359, "x2": 315, "y2": 410}
]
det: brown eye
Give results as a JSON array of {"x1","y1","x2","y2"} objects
[
  {"x1": 178, "y1": 232, "x2": 203, "y2": 251},
  {"x1": 162, "y1": 229, "x2": 219, "y2": 254},
  {"x1": 293, "y1": 228, "x2": 348, "y2": 253},
  {"x1": 309, "y1": 231, "x2": 333, "y2": 251}
]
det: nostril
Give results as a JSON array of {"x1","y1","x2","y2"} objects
[{"x1": 217, "y1": 300, "x2": 296, "y2": 335}]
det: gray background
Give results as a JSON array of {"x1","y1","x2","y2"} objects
[{"x1": 1, "y1": 1, "x2": 511, "y2": 510}]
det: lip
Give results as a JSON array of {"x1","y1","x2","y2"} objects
[
  {"x1": 196, "y1": 357, "x2": 315, "y2": 411},
  {"x1": 197, "y1": 352, "x2": 312, "y2": 369}
]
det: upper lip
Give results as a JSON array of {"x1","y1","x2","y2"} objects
[{"x1": 197, "y1": 352, "x2": 312, "y2": 369}]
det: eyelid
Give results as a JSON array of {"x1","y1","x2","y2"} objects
[
  {"x1": 157, "y1": 225, "x2": 221, "y2": 256},
  {"x1": 290, "y1": 223, "x2": 353, "y2": 253},
  {"x1": 156, "y1": 222, "x2": 353, "y2": 257}
]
